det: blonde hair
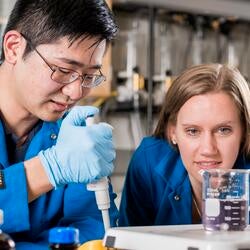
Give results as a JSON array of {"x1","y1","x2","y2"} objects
[{"x1": 153, "y1": 63, "x2": 250, "y2": 156}]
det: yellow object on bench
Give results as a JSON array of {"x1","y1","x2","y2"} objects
[{"x1": 78, "y1": 239, "x2": 108, "y2": 250}]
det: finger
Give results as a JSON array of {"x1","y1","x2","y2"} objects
[
  {"x1": 63, "y1": 106, "x2": 99, "y2": 126},
  {"x1": 89, "y1": 122, "x2": 114, "y2": 139}
]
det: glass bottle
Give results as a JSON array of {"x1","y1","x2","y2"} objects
[
  {"x1": 0, "y1": 210, "x2": 15, "y2": 250},
  {"x1": 49, "y1": 227, "x2": 80, "y2": 250}
]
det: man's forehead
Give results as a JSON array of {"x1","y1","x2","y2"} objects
[
  {"x1": 65, "y1": 35, "x2": 106, "y2": 50},
  {"x1": 45, "y1": 37, "x2": 105, "y2": 69}
]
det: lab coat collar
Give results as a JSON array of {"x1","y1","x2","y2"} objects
[
  {"x1": 24, "y1": 121, "x2": 59, "y2": 160},
  {"x1": 153, "y1": 141, "x2": 193, "y2": 224},
  {"x1": 0, "y1": 119, "x2": 9, "y2": 168},
  {"x1": 0, "y1": 119, "x2": 60, "y2": 167},
  {"x1": 154, "y1": 141, "x2": 187, "y2": 189}
]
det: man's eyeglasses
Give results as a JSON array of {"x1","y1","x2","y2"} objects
[{"x1": 21, "y1": 33, "x2": 106, "y2": 88}]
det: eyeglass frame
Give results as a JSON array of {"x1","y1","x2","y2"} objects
[{"x1": 20, "y1": 33, "x2": 106, "y2": 88}]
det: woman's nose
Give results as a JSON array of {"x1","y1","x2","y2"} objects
[{"x1": 199, "y1": 133, "x2": 218, "y2": 156}]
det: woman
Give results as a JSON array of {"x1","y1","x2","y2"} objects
[{"x1": 119, "y1": 63, "x2": 250, "y2": 226}]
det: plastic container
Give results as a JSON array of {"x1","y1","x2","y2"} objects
[{"x1": 49, "y1": 227, "x2": 80, "y2": 250}]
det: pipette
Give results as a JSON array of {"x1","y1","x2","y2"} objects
[
  {"x1": 87, "y1": 178, "x2": 111, "y2": 231},
  {"x1": 86, "y1": 116, "x2": 111, "y2": 232}
]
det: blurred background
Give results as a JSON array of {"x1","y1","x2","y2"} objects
[{"x1": 1, "y1": 0, "x2": 250, "y2": 206}]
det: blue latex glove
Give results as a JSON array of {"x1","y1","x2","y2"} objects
[{"x1": 38, "y1": 106, "x2": 115, "y2": 188}]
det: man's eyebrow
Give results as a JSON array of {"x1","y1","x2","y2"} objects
[{"x1": 55, "y1": 57, "x2": 101, "y2": 69}]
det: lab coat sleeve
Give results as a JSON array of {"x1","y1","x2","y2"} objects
[
  {"x1": 119, "y1": 142, "x2": 155, "y2": 226},
  {"x1": 0, "y1": 162, "x2": 30, "y2": 233},
  {"x1": 58, "y1": 182, "x2": 118, "y2": 243}
]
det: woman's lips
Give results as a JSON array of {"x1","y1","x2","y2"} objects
[{"x1": 195, "y1": 161, "x2": 222, "y2": 169}]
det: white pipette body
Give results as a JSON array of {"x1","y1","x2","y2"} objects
[
  {"x1": 87, "y1": 177, "x2": 111, "y2": 231},
  {"x1": 86, "y1": 115, "x2": 111, "y2": 232}
]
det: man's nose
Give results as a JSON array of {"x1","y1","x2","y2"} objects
[{"x1": 61, "y1": 79, "x2": 83, "y2": 101}]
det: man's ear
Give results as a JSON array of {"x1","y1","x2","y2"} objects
[{"x1": 3, "y1": 30, "x2": 24, "y2": 64}]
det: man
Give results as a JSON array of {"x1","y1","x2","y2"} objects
[{"x1": 0, "y1": 0, "x2": 118, "y2": 249}]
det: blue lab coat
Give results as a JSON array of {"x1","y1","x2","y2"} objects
[
  {"x1": 0, "y1": 119, "x2": 118, "y2": 249},
  {"x1": 119, "y1": 136, "x2": 250, "y2": 226}
]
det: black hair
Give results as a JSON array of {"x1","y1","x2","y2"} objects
[{"x1": 1, "y1": 0, "x2": 118, "y2": 61}]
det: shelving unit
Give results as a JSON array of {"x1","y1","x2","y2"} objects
[
  {"x1": 113, "y1": 0, "x2": 250, "y2": 20},
  {"x1": 112, "y1": 0, "x2": 250, "y2": 135}
]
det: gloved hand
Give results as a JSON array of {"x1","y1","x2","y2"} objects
[{"x1": 38, "y1": 106, "x2": 115, "y2": 188}]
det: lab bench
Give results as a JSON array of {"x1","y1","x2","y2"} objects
[{"x1": 104, "y1": 224, "x2": 250, "y2": 250}]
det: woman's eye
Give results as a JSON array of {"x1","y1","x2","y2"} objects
[
  {"x1": 186, "y1": 128, "x2": 199, "y2": 136},
  {"x1": 218, "y1": 127, "x2": 232, "y2": 135}
]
